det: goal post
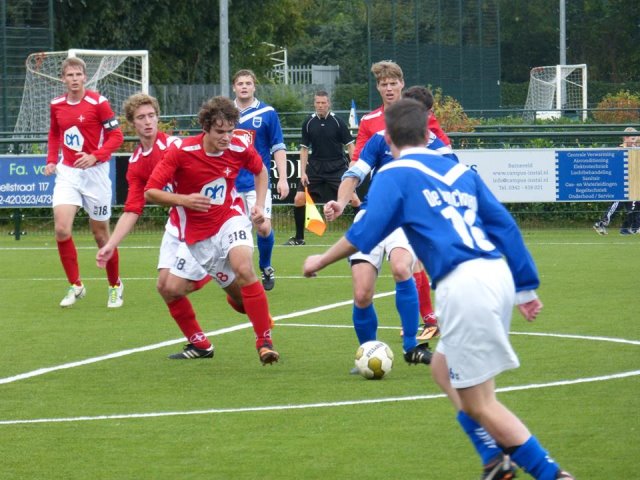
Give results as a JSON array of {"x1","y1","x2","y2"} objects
[
  {"x1": 13, "y1": 49, "x2": 149, "y2": 134},
  {"x1": 524, "y1": 64, "x2": 588, "y2": 122}
]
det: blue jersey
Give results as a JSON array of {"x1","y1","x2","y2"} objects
[
  {"x1": 345, "y1": 147, "x2": 539, "y2": 291},
  {"x1": 344, "y1": 130, "x2": 458, "y2": 208},
  {"x1": 234, "y1": 98, "x2": 286, "y2": 192}
]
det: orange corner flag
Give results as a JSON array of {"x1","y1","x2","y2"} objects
[{"x1": 304, "y1": 188, "x2": 326, "y2": 236}]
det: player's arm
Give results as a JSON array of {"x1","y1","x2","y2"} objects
[
  {"x1": 324, "y1": 176, "x2": 359, "y2": 221},
  {"x1": 144, "y1": 150, "x2": 210, "y2": 211},
  {"x1": 303, "y1": 236, "x2": 358, "y2": 277},
  {"x1": 144, "y1": 188, "x2": 210, "y2": 212},
  {"x1": 45, "y1": 106, "x2": 60, "y2": 175},
  {"x1": 79, "y1": 101, "x2": 124, "y2": 168},
  {"x1": 251, "y1": 165, "x2": 268, "y2": 225},
  {"x1": 299, "y1": 145, "x2": 309, "y2": 187},
  {"x1": 96, "y1": 212, "x2": 140, "y2": 267},
  {"x1": 273, "y1": 148, "x2": 289, "y2": 200}
]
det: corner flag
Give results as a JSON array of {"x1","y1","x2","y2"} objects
[
  {"x1": 348, "y1": 99, "x2": 359, "y2": 129},
  {"x1": 304, "y1": 188, "x2": 326, "y2": 236}
]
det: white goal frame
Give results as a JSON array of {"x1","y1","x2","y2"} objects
[
  {"x1": 524, "y1": 64, "x2": 588, "y2": 121},
  {"x1": 14, "y1": 49, "x2": 149, "y2": 134}
]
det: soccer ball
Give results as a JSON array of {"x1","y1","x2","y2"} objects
[{"x1": 354, "y1": 340, "x2": 394, "y2": 379}]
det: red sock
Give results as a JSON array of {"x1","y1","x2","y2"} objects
[
  {"x1": 57, "y1": 237, "x2": 81, "y2": 285},
  {"x1": 106, "y1": 247, "x2": 120, "y2": 286},
  {"x1": 192, "y1": 275, "x2": 212, "y2": 292},
  {"x1": 414, "y1": 270, "x2": 435, "y2": 322},
  {"x1": 226, "y1": 294, "x2": 246, "y2": 314},
  {"x1": 167, "y1": 297, "x2": 211, "y2": 349},
  {"x1": 241, "y1": 281, "x2": 272, "y2": 348}
]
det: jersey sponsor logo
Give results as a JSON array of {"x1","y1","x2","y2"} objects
[
  {"x1": 202, "y1": 178, "x2": 227, "y2": 205},
  {"x1": 234, "y1": 128, "x2": 255, "y2": 146},
  {"x1": 63, "y1": 126, "x2": 84, "y2": 152}
]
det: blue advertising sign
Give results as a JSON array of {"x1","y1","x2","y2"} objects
[
  {"x1": 555, "y1": 150, "x2": 627, "y2": 201},
  {"x1": 0, "y1": 156, "x2": 116, "y2": 208}
]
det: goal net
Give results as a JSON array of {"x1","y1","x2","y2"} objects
[
  {"x1": 524, "y1": 64, "x2": 587, "y2": 121},
  {"x1": 14, "y1": 49, "x2": 149, "y2": 134}
]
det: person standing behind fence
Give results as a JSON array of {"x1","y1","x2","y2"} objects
[
  {"x1": 232, "y1": 69, "x2": 289, "y2": 290},
  {"x1": 593, "y1": 127, "x2": 640, "y2": 235},
  {"x1": 285, "y1": 90, "x2": 356, "y2": 245},
  {"x1": 44, "y1": 56, "x2": 124, "y2": 308}
]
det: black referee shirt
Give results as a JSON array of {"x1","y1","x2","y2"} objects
[{"x1": 300, "y1": 112, "x2": 354, "y2": 176}]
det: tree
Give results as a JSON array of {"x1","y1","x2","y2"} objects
[{"x1": 53, "y1": 0, "x2": 305, "y2": 84}]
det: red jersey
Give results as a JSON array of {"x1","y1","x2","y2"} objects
[
  {"x1": 47, "y1": 90, "x2": 124, "y2": 166},
  {"x1": 125, "y1": 131, "x2": 183, "y2": 236},
  {"x1": 145, "y1": 133, "x2": 264, "y2": 244},
  {"x1": 353, "y1": 105, "x2": 451, "y2": 161}
]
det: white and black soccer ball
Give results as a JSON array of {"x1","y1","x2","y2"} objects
[{"x1": 354, "y1": 340, "x2": 394, "y2": 379}]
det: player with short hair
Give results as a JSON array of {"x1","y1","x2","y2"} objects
[
  {"x1": 324, "y1": 86, "x2": 457, "y2": 368},
  {"x1": 96, "y1": 93, "x2": 224, "y2": 359},
  {"x1": 144, "y1": 96, "x2": 279, "y2": 365},
  {"x1": 286, "y1": 90, "x2": 357, "y2": 245},
  {"x1": 45, "y1": 56, "x2": 124, "y2": 308},
  {"x1": 232, "y1": 69, "x2": 289, "y2": 290},
  {"x1": 305, "y1": 98, "x2": 574, "y2": 480},
  {"x1": 352, "y1": 62, "x2": 440, "y2": 335}
]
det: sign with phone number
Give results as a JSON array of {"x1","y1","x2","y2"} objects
[{"x1": 0, "y1": 156, "x2": 116, "y2": 208}]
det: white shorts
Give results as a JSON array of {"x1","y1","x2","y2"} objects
[
  {"x1": 349, "y1": 209, "x2": 417, "y2": 271},
  {"x1": 187, "y1": 215, "x2": 254, "y2": 288},
  {"x1": 52, "y1": 162, "x2": 113, "y2": 221},
  {"x1": 157, "y1": 230, "x2": 209, "y2": 282},
  {"x1": 434, "y1": 257, "x2": 520, "y2": 389},
  {"x1": 237, "y1": 189, "x2": 273, "y2": 220}
]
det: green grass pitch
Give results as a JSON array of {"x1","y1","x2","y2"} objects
[{"x1": 0, "y1": 228, "x2": 638, "y2": 479}]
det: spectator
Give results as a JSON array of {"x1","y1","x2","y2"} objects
[{"x1": 593, "y1": 127, "x2": 640, "y2": 235}]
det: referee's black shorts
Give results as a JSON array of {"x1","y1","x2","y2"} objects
[{"x1": 296, "y1": 176, "x2": 343, "y2": 203}]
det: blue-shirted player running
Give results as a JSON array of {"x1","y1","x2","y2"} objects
[
  {"x1": 306, "y1": 98, "x2": 574, "y2": 480},
  {"x1": 232, "y1": 69, "x2": 289, "y2": 290}
]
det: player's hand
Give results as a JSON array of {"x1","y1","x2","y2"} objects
[
  {"x1": 96, "y1": 245, "x2": 114, "y2": 268},
  {"x1": 277, "y1": 177, "x2": 290, "y2": 200},
  {"x1": 73, "y1": 152, "x2": 99, "y2": 169},
  {"x1": 44, "y1": 163, "x2": 57, "y2": 176},
  {"x1": 251, "y1": 205, "x2": 265, "y2": 226},
  {"x1": 324, "y1": 201, "x2": 344, "y2": 222},
  {"x1": 517, "y1": 298, "x2": 543, "y2": 322},
  {"x1": 303, "y1": 255, "x2": 324, "y2": 277},
  {"x1": 182, "y1": 193, "x2": 211, "y2": 212}
]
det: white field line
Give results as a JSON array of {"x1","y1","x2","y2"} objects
[
  {"x1": 0, "y1": 289, "x2": 638, "y2": 426},
  {"x1": 0, "y1": 291, "x2": 394, "y2": 386},
  {"x1": 0, "y1": 370, "x2": 638, "y2": 426}
]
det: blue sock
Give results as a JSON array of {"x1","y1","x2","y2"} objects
[
  {"x1": 353, "y1": 304, "x2": 377, "y2": 344},
  {"x1": 456, "y1": 411, "x2": 502, "y2": 465},
  {"x1": 257, "y1": 230, "x2": 274, "y2": 270},
  {"x1": 395, "y1": 278, "x2": 420, "y2": 352},
  {"x1": 510, "y1": 435, "x2": 560, "y2": 480}
]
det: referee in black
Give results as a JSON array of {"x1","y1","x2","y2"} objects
[{"x1": 285, "y1": 90, "x2": 357, "y2": 245}]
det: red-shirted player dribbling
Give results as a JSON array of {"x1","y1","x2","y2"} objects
[
  {"x1": 44, "y1": 56, "x2": 124, "y2": 309},
  {"x1": 96, "y1": 93, "x2": 229, "y2": 359},
  {"x1": 144, "y1": 96, "x2": 279, "y2": 365}
]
